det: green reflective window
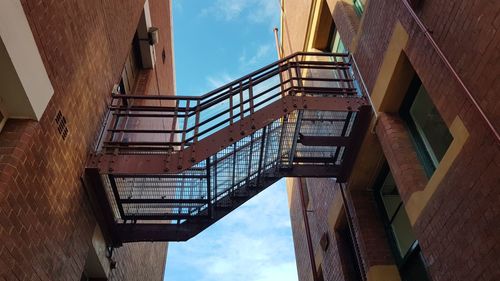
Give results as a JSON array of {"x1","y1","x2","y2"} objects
[
  {"x1": 379, "y1": 172, "x2": 416, "y2": 258},
  {"x1": 327, "y1": 27, "x2": 347, "y2": 54},
  {"x1": 353, "y1": 0, "x2": 364, "y2": 17},
  {"x1": 391, "y1": 207, "x2": 416, "y2": 257},
  {"x1": 400, "y1": 77, "x2": 453, "y2": 177},
  {"x1": 375, "y1": 166, "x2": 431, "y2": 281}
]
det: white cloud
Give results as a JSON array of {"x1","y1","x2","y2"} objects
[
  {"x1": 206, "y1": 73, "x2": 235, "y2": 89},
  {"x1": 165, "y1": 180, "x2": 298, "y2": 281},
  {"x1": 239, "y1": 44, "x2": 273, "y2": 68},
  {"x1": 201, "y1": 0, "x2": 280, "y2": 24}
]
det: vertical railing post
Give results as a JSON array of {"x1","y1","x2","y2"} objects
[
  {"x1": 239, "y1": 81, "x2": 244, "y2": 121},
  {"x1": 193, "y1": 99, "x2": 201, "y2": 144},
  {"x1": 288, "y1": 56, "x2": 305, "y2": 166},
  {"x1": 256, "y1": 126, "x2": 267, "y2": 187},
  {"x1": 206, "y1": 157, "x2": 212, "y2": 218},
  {"x1": 248, "y1": 78, "x2": 254, "y2": 114},
  {"x1": 181, "y1": 100, "x2": 189, "y2": 150},
  {"x1": 229, "y1": 86, "x2": 234, "y2": 125},
  {"x1": 246, "y1": 133, "x2": 254, "y2": 187},
  {"x1": 170, "y1": 99, "x2": 179, "y2": 148}
]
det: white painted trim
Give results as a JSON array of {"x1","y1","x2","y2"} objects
[
  {"x1": 137, "y1": 0, "x2": 156, "y2": 69},
  {"x1": 0, "y1": 0, "x2": 54, "y2": 120}
]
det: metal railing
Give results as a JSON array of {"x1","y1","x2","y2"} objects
[
  {"x1": 85, "y1": 52, "x2": 371, "y2": 243},
  {"x1": 97, "y1": 52, "x2": 357, "y2": 154}
]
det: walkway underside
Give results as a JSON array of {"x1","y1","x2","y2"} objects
[{"x1": 84, "y1": 52, "x2": 371, "y2": 245}]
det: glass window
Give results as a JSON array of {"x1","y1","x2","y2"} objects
[
  {"x1": 353, "y1": 0, "x2": 364, "y2": 17},
  {"x1": 379, "y1": 172, "x2": 417, "y2": 258},
  {"x1": 335, "y1": 210, "x2": 363, "y2": 281},
  {"x1": 375, "y1": 166, "x2": 431, "y2": 281},
  {"x1": 329, "y1": 31, "x2": 347, "y2": 53},
  {"x1": 400, "y1": 77, "x2": 453, "y2": 177}
]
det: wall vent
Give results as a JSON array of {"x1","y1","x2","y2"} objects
[{"x1": 55, "y1": 111, "x2": 69, "y2": 140}]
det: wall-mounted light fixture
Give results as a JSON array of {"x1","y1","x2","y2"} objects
[
  {"x1": 138, "y1": 27, "x2": 159, "y2": 46},
  {"x1": 148, "y1": 27, "x2": 159, "y2": 45}
]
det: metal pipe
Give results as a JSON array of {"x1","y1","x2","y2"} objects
[
  {"x1": 400, "y1": 0, "x2": 499, "y2": 142},
  {"x1": 274, "y1": 27, "x2": 282, "y2": 59},
  {"x1": 298, "y1": 178, "x2": 319, "y2": 281}
]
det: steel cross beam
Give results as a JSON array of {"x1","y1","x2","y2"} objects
[{"x1": 91, "y1": 95, "x2": 368, "y2": 174}]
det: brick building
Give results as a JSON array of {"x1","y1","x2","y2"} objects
[
  {"x1": 281, "y1": 0, "x2": 500, "y2": 280},
  {"x1": 0, "y1": 0, "x2": 174, "y2": 280}
]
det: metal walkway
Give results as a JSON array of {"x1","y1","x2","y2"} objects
[{"x1": 84, "y1": 52, "x2": 371, "y2": 245}]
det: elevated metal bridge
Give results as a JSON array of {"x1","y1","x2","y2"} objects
[{"x1": 83, "y1": 52, "x2": 371, "y2": 245}]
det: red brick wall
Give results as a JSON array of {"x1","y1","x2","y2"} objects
[
  {"x1": 355, "y1": 1, "x2": 500, "y2": 280},
  {"x1": 286, "y1": 0, "x2": 500, "y2": 280},
  {"x1": 375, "y1": 113, "x2": 428, "y2": 201},
  {"x1": 0, "y1": 1, "x2": 173, "y2": 280},
  {"x1": 288, "y1": 179, "x2": 315, "y2": 281},
  {"x1": 288, "y1": 178, "x2": 396, "y2": 281}
]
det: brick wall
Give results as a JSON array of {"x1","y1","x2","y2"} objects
[
  {"x1": 355, "y1": 1, "x2": 500, "y2": 280},
  {"x1": 285, "y1": 0, "x2": 500, "y2": 280},
  {"x1": 288, "y1": 179, "x2": 315, "y2": 281},
  {"x1": 0, "y1": 0, "x2": 173, "y2": 280},
  {"x1": 288, "y1": 177, "x2": 397, "y2": 281},
  {"x1": 304, "y1": 178, "x2": 347, "y2": 281}
]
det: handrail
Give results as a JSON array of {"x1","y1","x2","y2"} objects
[
  {"x1": 99, "y1": 52, "x2": 360, "y2": 154},
  {"x1": 110, "y1": 52, "x2": 349, "y2": 101}
]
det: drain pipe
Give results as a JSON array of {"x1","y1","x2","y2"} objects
[
  {"x1": 400, "y1": 0, "x2": 499, "y2": 142},
  {"x1": 299, "y1": 179, "x2": 319, "y2": 281},
  {"x1": 274, "y1": 27, "x2": 283, "y2": 59}
]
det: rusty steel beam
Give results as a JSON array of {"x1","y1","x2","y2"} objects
[
  {"x1": 92, "y1": 95, "x2": 368, "y2": 174},
  {"x1": 337, "y1": 105, "x2": 372, "y2": 182}
]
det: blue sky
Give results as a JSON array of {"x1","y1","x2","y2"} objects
[{"x1": 164, "y1": 1, "x2": 298, "y2": 281}]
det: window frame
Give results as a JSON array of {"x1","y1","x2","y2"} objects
[
  {"x1": 399, "y1": 76, "x2": 452, "y2": 178},
  {"x1": 373, "y1": 164, "x2": 432, "y2": 281},
  {"x1": 353, "y1": 0, "x2": 364, "y2": 17}
]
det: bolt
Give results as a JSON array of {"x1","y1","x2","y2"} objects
[
  {"x1": 177, "y1": 165, "x2": 182, "y2": 170},
  {"x1": 190, "y1": 157, "x2": 196, "y2": 163},
  {"x1": 240, "y1": 131, "x2": 245, "y2": 135},
  {"x1": 251, "y1": 125, "x2": 256, "y2": 130}
]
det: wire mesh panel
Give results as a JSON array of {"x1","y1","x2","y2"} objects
[{"x1": 101, "y1": 108, "x2": 364, "y2": 223}]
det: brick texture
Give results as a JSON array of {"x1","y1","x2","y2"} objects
[
  {"x1": 284, "y1": 0, "x2": 500, "y2": 280},
  {"x1": 288, "y1": 177, "x2": 396, "y2": 281},
  {"x1": 375, "y1": 113, "x2": 428, "y2": 202},
  {"x1": 288, "y1": 179, "x2": 315, "y2": 281},
  {"x1": 0, "y1": 0, "x2": 173, "y2": 280}
]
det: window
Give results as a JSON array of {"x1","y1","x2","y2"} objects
[
  {"x1": 352, "y1": 0, "x2": 365, "y2": 17},
  {"x1": 374, "y1": 165, "x2": 431, "y2": 281},
  {"x1": 312, "y1": 0, "x2": 334, "y2": 51},
  {"x1": 328, "y1": 28, "x2": 347, "y2": 54},
  {"x1": 400, "y1": 76, "x2": 453, "y2": 177},
  {"x1": 335, "y1": 209, "x2": 363, "y2": 281}
]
